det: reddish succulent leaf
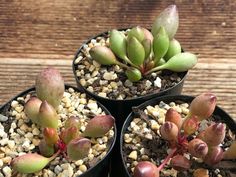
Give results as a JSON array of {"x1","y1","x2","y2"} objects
[
  {"x1": 160, "y1": 121, "x2": 178, "y2": 141},
  {"x1": 60, "y1": 126, "x2": 79, "y2": 144},
  {"x1": 43, "y1": 128, "x2": 59, "y2": 145},
  {"x1": 165, "y1": 108, "x2": 182, "y2": 129},
  {"x1": 83, "y1": 115, "x2": 115, "y2": 138},
  {"x1": 24, "y1": 97, "x2": 42, "y2": 124},
  {"x1": 134, "y1": 161, "x2": 159, "y2": 177},
  {"x1": 67, "y1": 137, "x2": 91, "y2": 161},
  {"x1": 170, "y1": 155, "x2": 191, "y2": 171},
  {"x1": 204, "y1": 146, "x2": 223, "y2": 166},
  {"x1": 38, "y1": 101, "x2": 59, "y2": 129},
  {"x1": 189, "y1": 93, "x2": 217, "y2": 120},
  {"x1": 65, "y1": 116, "x2": 81, "y2": 129},
  {"x1": 35, "y1": 67, "x2": 64, "y2": 108},
  {"x1": 204, "y1": 123, "x2": 226, "y2": 146},
  {"x1": 188, "y1": 138, "x2": 208, "y2": 158},
  {"x1": 182, "y1": 116, "x2": 199, "y2": 135},
  {"x1": 39, "y1": 139, "x2": 54, "y2": 157}
]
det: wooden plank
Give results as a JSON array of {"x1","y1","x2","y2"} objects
[
  {"x1": 0, "y1": 0, "x2": 235, "y2": 62},
  {"x1": 0, "y1": 59, "x2": 235, "y2": 120}
]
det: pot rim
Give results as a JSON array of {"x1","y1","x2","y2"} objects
[
  {"x1": 119, "y1": 94, "x2": 236, "y2": 177},
  {"x1": 72, "y1": 29, "x2": 188, "y2": 103},
  {"x1": 0, "y1": 84, "x2": 117, "y2": 177}
]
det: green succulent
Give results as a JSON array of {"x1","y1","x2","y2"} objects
[
  {"x1": 12, "y1": 68, "x2": 115, "y2": 174},
  {"x1": 89, "y1": 5, "x2": 197, "y2": 82}
]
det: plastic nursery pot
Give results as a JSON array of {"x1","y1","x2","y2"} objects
[
  {"x1": 0, "y1": 85, "x2": 117, "y2": 177},
  {"x1": 72, "y1": 29, "x2": 187, "y2": 132},
  {"x1": 120, "y1": 95, "x2": 236, "y2": 177}
]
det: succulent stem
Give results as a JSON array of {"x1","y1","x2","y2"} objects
[
  {"x1": 144, "y1": 65, "x2": 164, "y2": 75},
  {"x1": 157, "y1": 147, "x2": 177, "y2": 171}
]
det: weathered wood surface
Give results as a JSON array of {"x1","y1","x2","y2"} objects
[{"x1": 0, "y1": 0, "x2": 235, "y2": 119}]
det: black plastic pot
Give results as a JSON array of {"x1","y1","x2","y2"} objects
[
  {"x1": 72, "y1": 30, "x2": 187, "y2": 132},
  {"x1": 120, "y1": 95, "x2": 236, "y2": 177},
  {"x1": 0, "y1": 85, "x2": 117, "y2": 177}
]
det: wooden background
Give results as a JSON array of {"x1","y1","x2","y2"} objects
[{"x1": 0, "y1": 0, "x2": 235, "y2": 119}]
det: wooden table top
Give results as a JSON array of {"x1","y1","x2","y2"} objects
[{"x1": 0, "y1": 0, "x2": 235, "y2": 120}]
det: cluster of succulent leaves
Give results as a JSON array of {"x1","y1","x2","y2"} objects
[
  {"x1": 133, "y1": 93, "x2": 236, "y2": 177},
  {"x1": 11, "y1": 68, "x2": 115, "y2": 174},
  {"x1": 89, "y1": 5, "x2": 197, "y2": 82}
]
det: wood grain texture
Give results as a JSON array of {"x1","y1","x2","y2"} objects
[{"x1": 0, "y1": 0, "x2": 235, "y2": 120}]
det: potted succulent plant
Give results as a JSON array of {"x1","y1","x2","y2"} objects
[
  {"x1": 72, "y1": 5, "x2": 198, "y2": 130},
  {"x1": 120, "y1": 93, "x2": 236, "y2": 177},
  {"x1": 0, "y1": 67, "x2": 116, "y2": 177}
]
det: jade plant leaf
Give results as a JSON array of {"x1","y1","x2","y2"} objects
[
  {"x1": 11, "y1": 153, "x2": 53, "y2": 173},
  {"x1": 153, "y1": 26, "x2": 169, "y2": 64},
  {"x1": 127, "y1": 36, "x2": 145, "y2": 66},
  {"x1": 164, "y1": 39, "x2": 181, "y2": 61},
  {"x1": 60, "y1": 126, "x2": 79, "y2": 144},
  {"x1": 83, "y1": 115, "x2": 115, "y2": 138},
  {"x1": 110, "y1": 29, "x2": 128, "y2": 60},
  {"x1": 127, "y1": 26, "x2": 145, "y2": 42},
  {"x1": 39, "y1": 139, "x2": 55, "y2": 157},
  {"x1": 189, "y1": 93, "x2": 216, "y2": 120},
  {"x1": 89, "y1": 46, "x2": 118, "y2": 65},
  {"x1": 36, "y1": 67, "x2": 64, "y2": 108},
  {"x1": 158, "y1": 52, "x2": 197, "y2": 72},
  {"x1": 151, "y1": 4, "x2": 179, "y2": 39},
  {"x1": 65, "y1": 116, "x2": 81, "y2": 129},
  {"x1": 38, "y1": 101, "x2": 59, "y2": 129},
  {"x1": 133, "y1": 161, "x2": 159, "y2": 177},
  {"x1": 24, "y1": 97, "x2": 42, "y2": 124},
  {"x1": 43, "y1": 127, "x2": 59, "y2": 145},
  {"x1": 125, "y1": 68, "x2": 142, "y2": 82},
  {"x1": 67, "y1": 137, "x2": 91, "y2": 161}
]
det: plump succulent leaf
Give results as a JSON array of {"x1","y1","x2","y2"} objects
[
  {"x1": 160, "y1": 121, "x2": 178, "y2": 141},
  {"x1": 203, "y1": 123, "x2": 226, "y2": 146},
  {"x1": 164, "y1": 39, "x2": 181, "y2": 61},
  {"x1": 24, "y1": 97, "x2": 42, "y2": 124},
  {"x1": 39, "y1": 140, "x2": 55, "y2": 157},
  {"x1": 36, "y1": 67, "x2": 64, "y2": 108},
  {"x1": 125, "y1": 68, "x2": 142, "y2": 82},
  {"x1": 158, "y1": 52, "x2": 197, "y2": 72},
  {"x1": 127, "y1": 36, "x2": 145, "y2": 66},
  {"x1": 153, "y1": 26, "x2": 170, "y2": 64},
  {"x1": 204, "y1": 146, "x2": 223, "y2": 166},
  {"x1": 67, "y1": 137, "x2": 91, "y2": 161},
  {"x1": 142, "y1": 27, "x2": 154, "y2": 42},
  {"x1": 170, "y1": 155, "x2": 191, "y2": 171},
  {"x1": 133, "y1": 161, "x2": 159, "y2": 177},
  {"x1": 142, "y1": 39, "x2": 152, "y2": 59},
  {"x1": 223, "y1": 141, "x2": 236, "y2": 159},
  {"x1": 60, "y1": 126, "x2": 79, "y2": 144},
  {"x1": 38, "y1": 101, "x2": 59, "y2": 129},
  {"x1": 182, "y1": 116, "x2": 199, "y2": 135},
  {"x1": 89, "y1": 46, "x2": 118, "y2": 65},
  {"x1": 11, "y1": 153, "x2": 52, "y2": 174},
  {"x1": 128, "y1": 26, "x2": 145, "y2": 42},
  {"x1": 188, "y1": 138, "x2": 208, "y2": 158},
  {"x1": 65, "y1": 116, "x2": 81, "y2": 129},
  {"x1": 189, "y1": 93, "x2": 217, "y2": 120},
  {"x1": 110, "y1": 29, "x2": 127, "y2": 60},
  {"x1": 83, "y1": 115, "x2": 115, "y2": 138},
  {"x1": 165, "y1": 108, "x2": 182, "y2": 129},
  {"x1": 151, "y1": 4, "x2": 179, "y2": 39},
  {"x1": 156, "y1": 58, "x2": 166, "y2": 66},
  {"x1": 43, "y1": 127, "x2": 59, "y2": 145}
]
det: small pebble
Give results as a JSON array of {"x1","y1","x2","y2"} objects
[
  {"x1": 0, "y1": 114, "x2": 8, "y2": 122},
  {"x1": 2, "y1": 166, "x2": 12, "y2": 177},
  {"x1": 128, "y1": 151, "x2": 138, "y2": 160}
]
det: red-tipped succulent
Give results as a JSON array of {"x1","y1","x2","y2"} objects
[
  {"x1": 133, "y1": 92, "x2": 232, "y2": 177},
  {"x1": 12, "y1": 69, "x2": 115, "y2": 174}
]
